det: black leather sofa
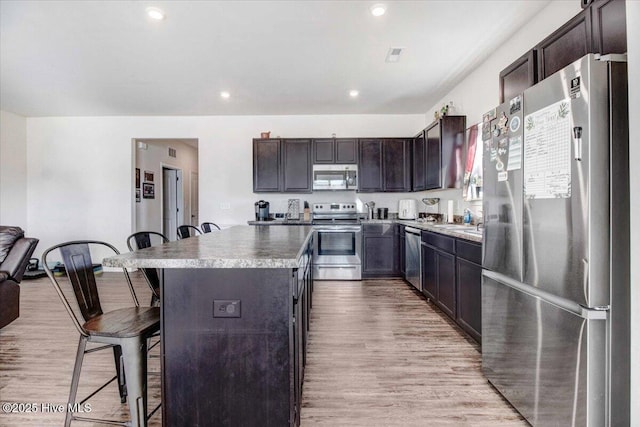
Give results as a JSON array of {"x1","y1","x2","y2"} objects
[{"x1": 0, "y1": 226, "x2": 38, "y2": 329}]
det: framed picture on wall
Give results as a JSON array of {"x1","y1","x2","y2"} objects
[
  {"x1": 143, "y1": 182, "x2": 155, "y2": 199},
  {"x1": 135, "y1": 189, "x2": 141, "y2": 202},
  {"x1": 144, "y1": 170, "x2": 154, "y2": 182},
  {"x1": 136, "y1": 168, "x2": 140, "y2": 189}
]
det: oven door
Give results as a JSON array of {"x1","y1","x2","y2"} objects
[{"x1": 313, "y1": 226, "x2": 362, "y2": 280}]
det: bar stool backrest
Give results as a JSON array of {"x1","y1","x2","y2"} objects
[
  {"x1": 177, "y1": 225, "x2": 201, "y2": 239},
  {"x1": 43, "y1": 240, "x2": 138, "y2": 336},
  {"x1": 201, "y1": 222, "x2": 221, "y2": 233},
  {"x1": 126, "y1": 231, "x2": 169, "y2": 304}
]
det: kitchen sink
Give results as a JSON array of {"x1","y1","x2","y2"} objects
[
  {"x1": 430, "y1": 224, "x2": 483, "y2": 237},
  {"x1": 459, "y1": 229, "x2": 483, "y2": 236}
]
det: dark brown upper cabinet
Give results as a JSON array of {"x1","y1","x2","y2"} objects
[
  {"x1": 383, "y1": 139, "x2": 411, "y2": 192},
  {"x1": 282, "y1": 139, "x2": 312, "y2": 193},
  {"x1": 312, "y1": 138, "x2": 357, "y2": 164},
  {"x1": 591, "y1": 0, "x2": 626, "y2": 55},
  {"x1": 498, "y1": 0, "x2": 626, "y2": 106},
  {"x1": 499, "y1": 50, "x2": 537, "y2": 104},
  {"x1": 253, "y1": 138, "x2": 311, "y2": 193},
  {"x1": 253, "y1": 138, "x2": 281, "y2": 192},
  {"x1": 358, "y1": 139, "x2": 384, "y2": 192},
  {"x1": 425, "y1": 116, "x2": 466, "y2": 191},
  {"x1": 412, "y1": 130, "x2": 427, "y2": 192},
  {"x1": 536, "y1": 8, "x2": 592, "y2": 80},
  {"x1": 358, "y1": 138, "x2": 411, "y2": 193}
]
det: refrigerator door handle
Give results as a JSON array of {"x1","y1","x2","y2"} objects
[
  {"x1": 573, "y1": 126, "x2": 583, "y2": 161},
  {"x1": 483, "y1": 270, "x2": 587, "y2": 318},
  {"x1": 582, "y1": 258, "x2": 589, "y2": 302},
  {"x1": 579, "y1": 305, "x2": 609, "y2": 320}
]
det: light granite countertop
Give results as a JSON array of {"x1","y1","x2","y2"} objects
[
  {"x1": 247, "y1": 219, "x2": 313, "y2": 225},
  {"x1": 245, "y1": 217, "x2": 483, "y2": 242},
  {"x1": 103, "y1": 225, "x2": 314, "y2": 269},
  {"x1": 395, "y1": 220, "x2": 483, "y2": 243}
]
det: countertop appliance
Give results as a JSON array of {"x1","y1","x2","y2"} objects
[
  {"x1": 287, "y1": 199, "x2": 300, "y2": 220},
  {"x1": 312, "y1": 165, "x2": 357, "y2": 191},
  {"x1": 404, "y1": 227, "x2": 421, "y2": 291},
  {"x1": 398, "y1": 199, "x2": 418, "y2": 219},
  {"x1": 312, "y1": 202, "x2": 361, "y2": 280},
  {"x1": 254, "y1": 200, "x2": 270, "y2": 221},
  {"x1": 482, "y1": 54, "x2": 629, "y2": 426}
]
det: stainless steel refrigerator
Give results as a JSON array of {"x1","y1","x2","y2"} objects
[{"x1": 482, "y1": 54, "x2": 629, "y2": 426}]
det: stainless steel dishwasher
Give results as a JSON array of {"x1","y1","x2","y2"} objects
[{"x1": 404, "y1": 226, "x2": 421, "y2": 291}]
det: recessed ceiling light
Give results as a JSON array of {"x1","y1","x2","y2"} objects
[
  {"x1": 370, "y1": 4, "x2": 386, "y2": 17},
  {"x1": 220, "y1": 91, "x2": 231, "y2": 99},
  {"x1": 146, "y1": 7, "x2": 166, "y2": 20},
  {"x1": 349, "y1": 90, "x2": 359, "y2": 98}
]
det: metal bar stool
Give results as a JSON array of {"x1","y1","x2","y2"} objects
[
  {"x1": 126, "y1": 231, "x2": 169, "y2": 307},
  {"x1": 43, "y1": 240, "x2": 160, "y2": 427},
  {"x1": 176, "y1": 224, "x2": 201, "y2": 239},
  {"x1": 200, "y1": 222, "x2": 221, "y2": 233}
]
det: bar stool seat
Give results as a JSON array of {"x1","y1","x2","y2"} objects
[{"x1": 83, "y1": 307, "x2": 159, "y2": 338}]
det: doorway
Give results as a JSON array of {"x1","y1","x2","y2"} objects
[
  {"x1": 162, "y1": 166, "x2": 184, "y2": 240},
  {"x1": 190, "y1": 171, "x2": 199, "y2": 227},
  {"x1": 132, "y1": 138, "x2": 198, "y2": 239}
]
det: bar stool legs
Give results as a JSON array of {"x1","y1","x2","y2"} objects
[
  {"x1": 64, "y1": 336, "x2": 150, "y2": 427},
  {"x1": 65, "y1": 336, "x2": 87, "y2": 427},
  {"x1": 120, "y1": 336, "x2": 148, "y2": 427}
]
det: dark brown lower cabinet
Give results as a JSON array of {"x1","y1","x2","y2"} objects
[
  {"x1": 456, "y1": 240, "x2": 482, "y2": 342},
  {"x1": 420, "y1": 231, "x2": 456, "y2": 318},
  {"x1": 421, "y1": 243, "x2": 437, "y2": 300},
  {"x1": 362, "y1": 223, "x2": 398, "y2": 278},
  {"x1": 435, "y1": 251, "x2": 456, "y2": 319},
  {"x1": 420, "y1": 231, "x2": 481, "y2": 343},
  {"x1": 396, "y1": 224, "x2": 406, "y2": 278}
]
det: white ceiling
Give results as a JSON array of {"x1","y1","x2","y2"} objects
[{"x1": 0, "y1": 0, "x2": 551, "y2": 117}]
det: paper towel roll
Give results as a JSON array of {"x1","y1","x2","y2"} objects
[{"x1": 447, "y1": 200, "x2": 454, "y2": 223}]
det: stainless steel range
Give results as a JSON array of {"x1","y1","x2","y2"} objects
[{"x1": 312, "y1": 203, "x2": 362, "y2": 280}]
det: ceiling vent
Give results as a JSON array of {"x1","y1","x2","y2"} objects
[
  {"x1": 385, "y1": 47, "x2": 404, "y2": 63},
  {"x1": 168, "y1": 147, "x2": 177, "y2": 158}
]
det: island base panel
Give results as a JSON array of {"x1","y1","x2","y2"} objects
[{"x1": 161, "y1": 268, "x2": 294, "y2": 426}]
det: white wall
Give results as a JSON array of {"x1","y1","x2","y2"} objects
[
  {"x1": 421, "y1": 0, "x2": 581, "y2": 222},
  {"x1": 26, "y1": 114, "x2": 424, "y2": 258},
  {"x1": 626, "y1": 1, "x2": 639, "y2": 424},
  {"x1": 426, "y1": 1, "x2": 581, "y2": 123},
  {"x1": 0, "y1": 110, "x2": 28, "y2": 227},
  {"x1": 135, "y1": 139, "x2": 198, "y2": 235}
]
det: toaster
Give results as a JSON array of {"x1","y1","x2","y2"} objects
[{"x1": 398, "y1": 199, "x2": 418, "y2": 219}]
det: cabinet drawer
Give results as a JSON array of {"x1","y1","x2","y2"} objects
[
  {"x1": 363, "y1": 223, "x2": 394, "y2": 236},
  {"x1": 456, "y1": 239, "x2": 481, "y2": 264},
  {"x1": 421, "y1": 231, "x2": 455, "y2": 254}
]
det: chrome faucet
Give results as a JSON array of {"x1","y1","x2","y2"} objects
[{"x1": 476, "y1": 222, "x2": 484, "y2": 231}]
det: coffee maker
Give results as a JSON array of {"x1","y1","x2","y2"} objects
[{"x1": 254, "y1": 200, "x2": 270, "y2": 221}]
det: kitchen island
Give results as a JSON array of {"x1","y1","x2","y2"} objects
[{"x1": 103, "y1": 225, "x2": 314, "y2": 427}]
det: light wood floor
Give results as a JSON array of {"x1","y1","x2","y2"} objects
[{"x1": 0, "y1": 274, "x2": 525, "y2": 426}]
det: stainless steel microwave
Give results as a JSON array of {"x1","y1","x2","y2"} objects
[{"x1": 312, "y1": 164, "x2": 358, "y2": 191}]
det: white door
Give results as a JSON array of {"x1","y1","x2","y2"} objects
[
  {"x1": 190, "y1": 171, "x2": 199, "y2": 226},
  {"x1": 163, "y1": 168, "x2": 178, "y2": 240}
]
